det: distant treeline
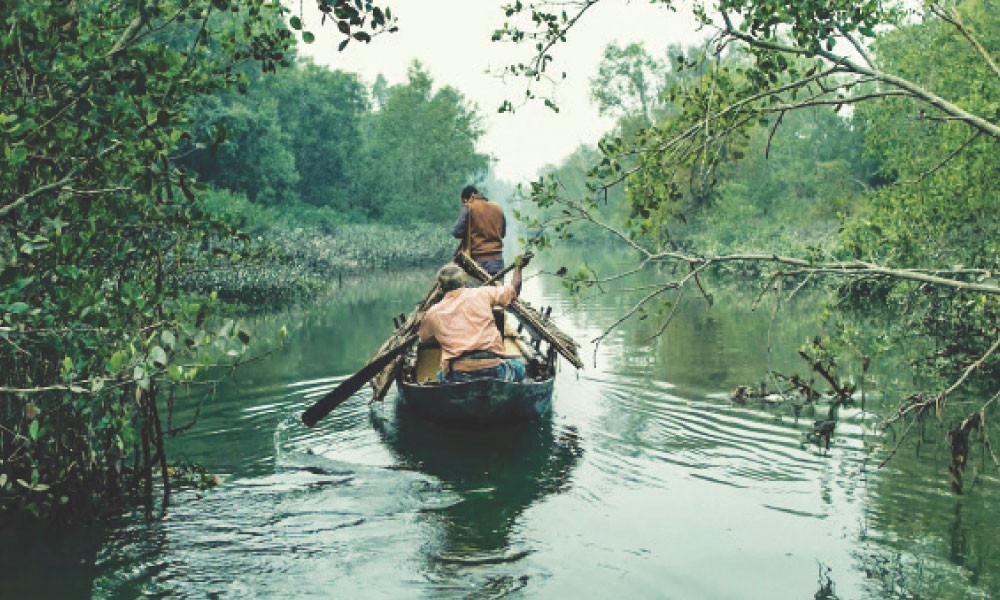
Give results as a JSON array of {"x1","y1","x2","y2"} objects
[
  {"x1": 178, "y1": 60, "x2": 489, "y2": 226},
  {"x1": 534, "y1": 43, "x2": 879, "y2": 254}
]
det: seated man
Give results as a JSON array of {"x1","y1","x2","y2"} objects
[{"x1": 418, "y1": 257, "x2": 530, "y2": 382}]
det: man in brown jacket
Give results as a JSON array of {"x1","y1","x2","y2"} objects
[{"x1": 452, "y1": 185, "x2": 506, "y2": 275}]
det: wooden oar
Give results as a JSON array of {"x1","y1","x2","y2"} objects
[{"x1": 301, "y1": 334, "x2": 419, "y2": 427}]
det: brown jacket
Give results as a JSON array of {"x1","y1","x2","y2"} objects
[{"x1": 453, "y1": 199, "x2": 505, "y2": 260}]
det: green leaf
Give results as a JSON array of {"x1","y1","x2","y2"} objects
[
  {"x1": 150, "y1": 345, "x2": 167, "y2": 369},
  {"x1": 29, "y1": 420, "x2": 39, "y2": 441},
  {"x1": 302, "y1": 31, "x2": 315, "y2": 44},
  {"x1": 62, "y1": 356, "x2": 73, "y2": 374},
  {"x1": 161, "y1": 330, "x2": 176, "y2": 350},
  {"x1": 289, "y1": 16, "x2": 302, "y2": 30},
  {"x1": 6, "y1": 302, "x2": 29, "y2": 314},
  {"x1": 108, "y1": 351, "x2": 126, "y2": 373},
  {"x1": 8, "y1": 146, "x2": 27, "y2": 165}
]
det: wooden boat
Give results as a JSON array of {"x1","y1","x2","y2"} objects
[
  {"x1": 395, "y1": 310, "x2": 557, "y2": 428},
  {"x1": 300, "y1": 256, "x2": 583, "y2": 430},
  {"x1": 365, "y1": 253, "x2": 583, "y2": 429}
]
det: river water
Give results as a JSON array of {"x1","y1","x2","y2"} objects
[{"x1": 3, "y1": 264, "x2": 999, "y2": 599}]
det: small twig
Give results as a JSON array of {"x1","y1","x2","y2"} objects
[
  {"x1": 894, "y1": 131, "x2": 982, "y2": 186},
  {"x1": 765, "y1": 110, "x2": 786, "y2": 159}
]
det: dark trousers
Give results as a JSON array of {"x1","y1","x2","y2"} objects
[{"x1": 477, "y1": 258, "x2": 503, "y2": 276}]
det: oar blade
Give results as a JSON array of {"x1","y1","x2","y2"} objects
[{"x1": 301, "y1": 335, "x2": 417, "y2": 427}]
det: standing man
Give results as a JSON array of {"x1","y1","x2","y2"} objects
[
  {"x1": 452, "y1": 185, "x2": 506, "y2": 276},
  {"x1": 418, "y1": 255, "x2": 531, "y2": 382}
]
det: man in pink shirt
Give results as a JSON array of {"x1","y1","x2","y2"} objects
[{"x1": 418, "y1": 257, "x2": 531, "y2": 382}]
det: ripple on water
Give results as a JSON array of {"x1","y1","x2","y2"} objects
[
  {"x1": 570, "y1": 372, "x2": 870, "y2": 496},
  {"x1": 92, "y1": 457, "x2": 460, "y2": 598}
]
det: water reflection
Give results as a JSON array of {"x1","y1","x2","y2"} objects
[
  {"x1": 371, "y1": 406, "x2": 582, "y2": 557},
  {"x1": 3, "y1": 257, "x2": 1000, "y2": 598}
]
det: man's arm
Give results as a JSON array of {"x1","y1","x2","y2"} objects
[
  {"x1": 492, "y1": 253, "x2": 531, "y2": 306},
  {"x1": 511, "y1": 262, "x2": 523, "y2": 298},
  {"x1": 451, "y1": 205, "x2": 469, "y2": 239},
  {"x1": 417, "y1": 317, "x2": 435, "y2": 343}
]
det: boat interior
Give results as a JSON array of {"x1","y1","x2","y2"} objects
[{"x1": 404, "y1": 308, "x2": 555, "y2": 385}]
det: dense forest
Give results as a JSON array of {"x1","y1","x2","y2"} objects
[
  {"x1": 177, "y1": 59, "x2": 491, "y2": 303},
  {"x1": 0, "y1": 0, "x2": 485, "y2": 520},
  {"x1": 183, "y1": 59, "x2": 488, "y2": 225},
  {"x1": 516, "y1": 0, "x2": 1000, "y2": 493}
]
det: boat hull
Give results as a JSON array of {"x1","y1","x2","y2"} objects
[{"x1": 396, "y1": 376, "x2": 554, "y2": 428}]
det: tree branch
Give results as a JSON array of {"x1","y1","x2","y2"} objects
[
  {"x1": 932, "y1": 4, "x2": 1000, "y2": 86},
  {"x1": 895, "y1": 131, "x2": 982, "y2": 186},
  {"x1": 720, "y1": 11, "x2": 1000, "y2": 140}
]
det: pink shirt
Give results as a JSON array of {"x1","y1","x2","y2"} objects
[{"x1": 418, "y1": 285, "x2": 517, "y2": 368}]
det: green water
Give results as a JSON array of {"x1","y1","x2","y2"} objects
[{"x1": 2, "y1": 265, "x2": 998, "y2": 599}]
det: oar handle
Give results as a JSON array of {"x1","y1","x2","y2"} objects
[
  {"x1": 477, "y1": 252, "x2": 532, "y2": 285},
  {"x1": 300, "y1": 334, "x2": 418, "y2": 427}
]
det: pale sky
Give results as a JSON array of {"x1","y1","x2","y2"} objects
[{"x1": 298, "y1": 0, "x2": 706, "y2": 183}]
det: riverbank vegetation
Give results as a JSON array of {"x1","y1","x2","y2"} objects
[
  {"x1": 171, "y1": 53, "x2": 486, "y2": 299},
  {"x1": 512, "y1": 0, "x2": 1000, "y2": 493},
  {"x1": 0, "y1": 0, "x2": 487, "y2": 521}
]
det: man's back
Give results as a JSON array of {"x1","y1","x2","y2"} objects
[
  {"x1": 419, "y1": 285, "x2": 516, "y2": 366},
  {"x1": 466, "y1": 200, "x2": 504, "y2": 258}
]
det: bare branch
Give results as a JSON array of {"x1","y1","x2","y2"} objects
[
  {"x1": 932, "y1": 4, "x2": 1000, "y2": 85},
  {"x1": 839, "y1": 29, "x2": 877, "y2": 70},
  {"x1": 765, "y1": 109, "x2": 785, "y2": 159},
  {"x1": 592, "y1": 282, "x2": 678, "y2": 345},
  {"x1": 762, "y1": 90, "x2": 910, "y2": 113},
  {"x1": 895, "y1": 131, "x2": 982, "y2": 186},
  {"x1": 720, "y1": 11, "x2": 1000, "y2": 140},
  {"x1": 884, "y1": 334, "x2": 1000, "y2": 429}
]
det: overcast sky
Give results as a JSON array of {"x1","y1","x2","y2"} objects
[{"x1": 298, "y1": 0, "x2": 706, "y2": 183}]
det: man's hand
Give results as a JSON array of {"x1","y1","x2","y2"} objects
[
  {"x1": 511, "y1": 252, "x2": 532, "y2": 297},
  {"x1": 514, "y1": 252, "x2": 534, "y2": 270}
]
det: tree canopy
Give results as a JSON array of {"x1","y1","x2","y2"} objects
[
  {"x1": 179, "y1": 60, "x2": 488, "y2": 223},
  {"x1": 505, "y1": 0, "x2": 1000, "y2": 491},
  {"x1": 0, "y1": 0, "x2": 394, "y2": 519}
]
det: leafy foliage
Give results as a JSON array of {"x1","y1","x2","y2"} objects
[
  {"x1": 354, "y1": 63, "x2": 490, "y2": 223},
  {"x1": 180, "y1": 60, "x2": 488, "y2": 224},
  {"x1": 0, "y1": 0, "x2": 392, "y2": 520},
  {"x1": 509, "y1": 0, "x2": 1000, "y2": 489}
]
